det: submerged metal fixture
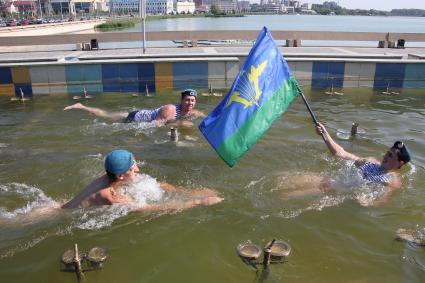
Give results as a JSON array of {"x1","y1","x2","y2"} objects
[
  {"x1": 351, "y1": 122, "x2": 359, "y2": 136},
  {"x1": 236, "y1": 238, "x2": 291, "y2": 270},
  {"x1": 381, "y1": 81, "x2": 400, "y2": 95},
  {"x1": 10, "y1": 88, "x2": 30, "y2": 101},
  {"x1": 337, "y1": 122, "x2": 365, "y2": 141},
  {"x1": 60, "y1": 244, "x2": 108, "y2": 282},
  {"x1": 170, "y1": 127, "x2": 179, "y2": 142},
  {"x1": 73, "y1": 87, "x2": 93, "y2": 100},
  {"x1": 325, "y1": 80, "x2": 344, "y2": 95}
]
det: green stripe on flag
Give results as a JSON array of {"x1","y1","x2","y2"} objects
[{"x1": 217, "y1": 76, "x2": 300, "y2": 167}]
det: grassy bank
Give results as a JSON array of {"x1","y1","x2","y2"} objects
[{"x1": 95, "y1": 18, "x2": 140, "y2": 30}]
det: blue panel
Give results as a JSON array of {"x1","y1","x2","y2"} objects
[
  {"x1": 373, "y1": 63, "x2": 406, "y2": 89},
  {"x1": 173, "y1": 62, "x2": 208, "y2": 90},
  {"x1": 312, "y1": 62, "x2": 345, "y2": 89},
  {"x1": 103, "y1": 83, "x2": 121, "y2": 93},
  {"x1": 66, "y1": 65, "x2": 85, "y2": 82},
  {"x1": 102, "y1": 64, "x2": 120, "y2": 82},
  {"x1": 84, "y1": 65, "x2": 102, "y2": 82},
  {"x1": 403, "y1": 64, "x2": 425, "y2": 88},
  {"x1": 121, "y1": 83, "x2": 139, "y2": 93},
  {"x1": 120, "y1": 64, "x2": 138, "y2": 80},
  {"x1": 0, "y1": 67, "x2": 12, "y2": 84},
  {"x1": 138, "y1": 63, "x2": 155, "y2": 93},
  {"x1": 14, "y1": 84, "x2": 32, "y2": 97}
]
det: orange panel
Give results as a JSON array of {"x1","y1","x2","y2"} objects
[
  {"x1": 155, "y1": 62, "x2": 173, "y2": 94},
  {"x1": 0, "y1": 84, "x2": 15, "y2": 96},
  {"x1": 11, "y1": 66, "x2": 31, "y2": 84}
]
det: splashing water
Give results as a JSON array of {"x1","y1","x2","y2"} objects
[
  {"x1": 0, "y1": 183, "x2": 59, "y2": 219},
  {"x1": 75, "y1": 174, "x2": 166, "y2": 230}
]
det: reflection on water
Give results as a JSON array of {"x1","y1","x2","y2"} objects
[{"x1": 0, "y1": 89, "x2": 424, "y2": 282}]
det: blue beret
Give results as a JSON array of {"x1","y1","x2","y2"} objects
[{"x1": 181, "y1": 89, "x2": 197, "y2": 97}]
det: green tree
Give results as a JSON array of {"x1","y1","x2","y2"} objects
[{"x1": 210, "y1": 5, "x2": 221, "y2": 15}]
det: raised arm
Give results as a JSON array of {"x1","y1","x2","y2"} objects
[{"x1": 316, "y1": 122, "x2": 360, "y2": 161}]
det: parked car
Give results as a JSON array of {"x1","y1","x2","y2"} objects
[
  {"x1": 0, "y1": 20, "x2": 6, "y2": 27},
  {"x1": 20, "y1": 19, "x2": 29, "y2": 25},
  {"x1": 6, "y1": 19, "x2": 17, "y2": 26}
]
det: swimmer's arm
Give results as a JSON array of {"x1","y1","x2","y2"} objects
[
  {"x1": 316, "y1": 122, "x2": 360, "y2": 161},
  {"x1": 160, "y1": 182, "x2": 219, "y2": 198},
  {"x1": 137, "y1": 197, "x2": 223, "y2": 212}
]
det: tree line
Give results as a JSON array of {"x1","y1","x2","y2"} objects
[{"x1": 312, "y1": 1, "x2": 425, "y2": 17}]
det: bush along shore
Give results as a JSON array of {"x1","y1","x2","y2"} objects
[{"x1": 95, "y1": 18, "x2": 140, "y2": 30}]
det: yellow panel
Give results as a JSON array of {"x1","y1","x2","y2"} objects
[
  {"x1": 11, "y1": 67, "x2": 31, "y2": 84},
  {"x1": 0, "y1": 84, "x2": 15, "y2": 96},
  {"x1": 155, "y1": 62, "x2": 173, "y2": 94}
]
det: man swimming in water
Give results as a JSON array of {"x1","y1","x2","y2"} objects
[
  {"x1": 61, "y1": 149, "x2": 223, "y2": 211},
  {"x1": 315, "y1": 122, "x2": 411, "y2": 202},
  {"x1": 63, "y1": 89, "x2": 206, "y2": 126},
  {"x1": 280, "y1": 122, "x2": 411, "y2": 205}
]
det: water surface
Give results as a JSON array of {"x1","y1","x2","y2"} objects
[{"x1": 0, "y1": 88, "x2": 424, "y2": 282}]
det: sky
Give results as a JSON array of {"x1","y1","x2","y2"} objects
[{"x1": 303, "y1": 1, "x2": 425, "y2": 11}]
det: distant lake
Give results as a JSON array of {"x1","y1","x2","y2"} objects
[
  {"x1": 123, "y1": 14, "x2": 425, "y2": 33},
  {"x1": 101, "y1": 14, "x2": 425, "y2": 48}
]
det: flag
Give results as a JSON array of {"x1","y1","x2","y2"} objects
[{"x1": 199, "y1": 27, "x2": 301, "y2": 167}]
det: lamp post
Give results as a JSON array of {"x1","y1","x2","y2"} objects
[
  {"x1": 38, "y1": 0, "x2": 44, "y2": 19},
  {"x1": 139, "y1": 0, "x2": 146, "y2": 54}
]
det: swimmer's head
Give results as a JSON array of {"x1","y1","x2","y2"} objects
[
  {"x1": 105, "y1": 149, "x2": 135, "y2": 177},
  {"x1": 181, "y1": 89, "x2": 197, "y2": 99},
  {"x1": 392, "y1": 141, "x2": 411, "y2": 163}
]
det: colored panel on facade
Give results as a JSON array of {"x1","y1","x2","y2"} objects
[
  {"x1": 404, "y1": 64, "x2": 425, "y2": 88},
  {"x1": 32, "y1": 84, "x2": 50, "y2": 96},
  {"x1": 0, "y1": 84, "x2": 14, "y2": 96},
  {"x1": 155, "y1": 62, "x2": 172, "y2": 93},
  {"x1": 373, "y1": 63, "x2": 406, "y2": 89},
  {"x1": 102, "y1": 63, "x2": 120, "y2": 93},
  {"x1": 47, "y1": 65, "x2": 66, "y2": 83},
  {"x1": 358, "y1": 63, "x2": 376, "y2": 88},
  {"x1": 0, "y1": 67, "x2": 12, "y2": 84},
  {"x1": 14, "y1": 84, "x2": 32, "y2": 97},
  {"x1": 312, "y1": 62, "x2": 345, "y2": 89},
  {"x1": 121, "y1": 63, "x2": 139, "y2": 93},
  {"x1": 29, "y1": 66, "x2": 49, "y2": 84},
  {"x1": 84, "y1": 64, "x2": 102, "y2": 82},
  {"x1": 66, "y1": 65, "x2": 85, "y2": 82},
  {"x1": 343, "y1": 63, "x2": 361, "y2": 88},
  {"x1": 49, "y1": 84, "x2": 68, "y2": 95},
  {"x1": 11, "y1": 66, "x2": 31, "y2": 84},
  {"x1": 138, "y1": 63, "x2": 155, "y2": 94},
  {"x1": 208, "y1": 61, "x2": 226, "y2": 89},
  {"x1": 225, "y1": 61, "x2": 239, "y2": 89},
  {"x1": 291, "y1": 62, "x2": 313, "y2": 87},
  {"x1": 173, "y1": 62, "x2": 208, "y2": 91}
]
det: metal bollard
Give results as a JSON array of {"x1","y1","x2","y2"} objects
[{"x1": 170, "y1": 127, "x2": 179, "y2": 142}]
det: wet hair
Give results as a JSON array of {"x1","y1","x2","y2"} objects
[
  {"x1": 392, "y1": 141, "x2": 411, "y2": 163},
  {"x1": 106, "y1": 171, "x2": 118, "y2": 181},
  {"x1": 181, "y1": 89, "x2": 197, "y2": 99}
]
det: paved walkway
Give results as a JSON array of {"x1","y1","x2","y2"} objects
[{"x1": 0, "y1": 20, "x2": 104, "y2": 37}]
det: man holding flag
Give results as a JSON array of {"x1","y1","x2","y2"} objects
[{"x1": 199, "y1": 27, "x2": 301, "y2": 167}]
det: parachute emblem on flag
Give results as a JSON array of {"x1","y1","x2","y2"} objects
[{"x1": 225, "y1": 60, "x2": 268, "y2": 109}]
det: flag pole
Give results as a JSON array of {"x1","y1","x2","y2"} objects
[{"x1": 297, "y1": 86, "x2": 326, "y2": 142}]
